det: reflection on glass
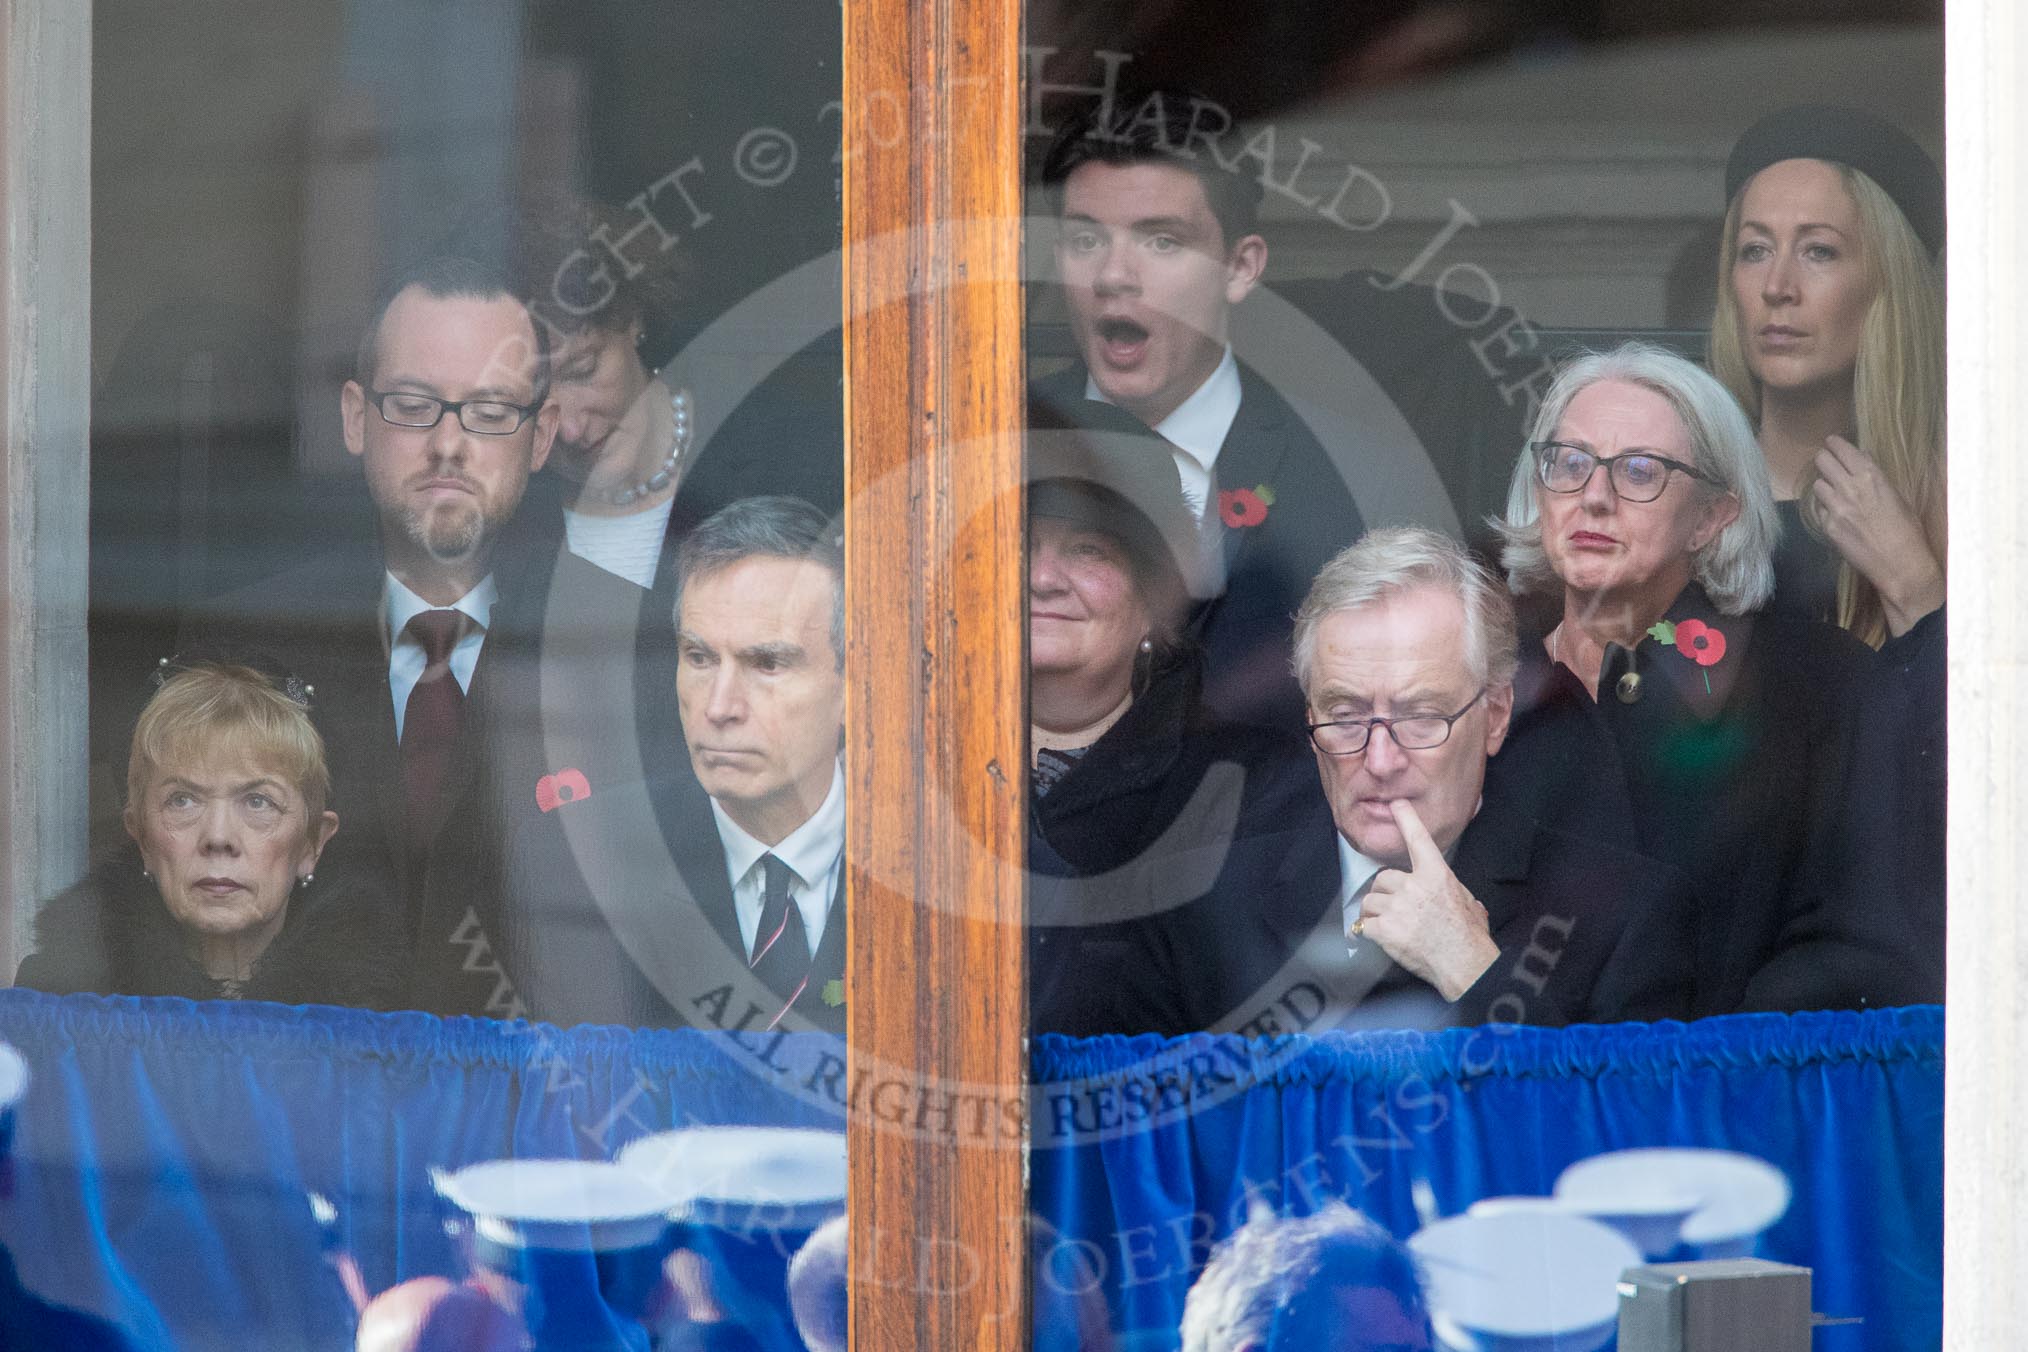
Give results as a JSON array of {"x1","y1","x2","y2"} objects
[
  {"x1": 1022, "y1": 7, "x2": 1943, "y2": 1350},
  {"x1": 14, "y1": 3, "x2": 851, "y2": 1348}
]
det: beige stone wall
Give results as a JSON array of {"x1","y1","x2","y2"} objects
[{"x1": 1258, "y1": 25, "x2": 1942, "y2": 328}]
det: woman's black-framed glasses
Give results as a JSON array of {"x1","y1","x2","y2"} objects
[
  {"x1": 1531, "y1": 440, "x2": 1714, "y2": 503},
  {"x1": 1307, "y1": 687, "x2": 1487, "y2": 757},
  {"x1": 366, "y1": 389, "x2": 541, "y2": 436}
]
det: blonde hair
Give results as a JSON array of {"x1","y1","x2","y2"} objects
[
  {"x1": 1710, "y1": 162, "x2": 1946, "y2": 647},
  {"x1": 1498, "y1": 343, "x2": 1778, "y2": 615},
  {"x1": 127, "y1": 664, "x2": 332, "y2": 823}
]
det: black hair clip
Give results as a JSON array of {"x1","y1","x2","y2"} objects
[{"x1": 147, "y1": 655, "x2": 315, "y2": 711}]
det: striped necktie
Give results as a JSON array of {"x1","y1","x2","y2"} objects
[{"x1": 750, "y1": 853, "x2": 812, "y2": 1028}]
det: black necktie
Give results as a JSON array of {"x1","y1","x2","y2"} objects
[
  {"x1": 750, "y1": 853, "x2": 812, "y2": 1026},
  {"x1": 401, "y1": 609, "x2": 468, "y2": 827}
]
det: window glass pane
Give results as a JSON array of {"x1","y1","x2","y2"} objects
[
  {"x1": 1023, "y1": 6, "x2": 1943, "y2": 1348},
  {"x1": 12, "y1": 4, "x2": 854, "y2": 1347}
]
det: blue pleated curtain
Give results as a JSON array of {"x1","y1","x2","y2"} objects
[
  {"x1": 1032, "y1": 1010, "x2": 1943, "y2": 1350},
  {"x1": 0, "y1": 991, "x2": 1941, "y2": 1351}
]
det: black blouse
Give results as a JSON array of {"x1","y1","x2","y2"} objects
[
  {"x1": 1769, "y1": 498, "x2": 1843, "y2": 626},
  {"x1": 1486, "y1": 585, "x2": 1895, "y2": 1016},
  {"x1": 1026, "y1": 653, "x2": 1323, "y2": 1035}
]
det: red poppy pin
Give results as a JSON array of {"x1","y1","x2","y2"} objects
[
  {"x1": 536, "y1": 768, "x2": 592, "y2": 813},
  {"x1": 1218, "y1": 485, "x2": 1274, "y2": 529},
  {"x1": 1647, "y1": 619, "x2": 1727, "y2": 694}
]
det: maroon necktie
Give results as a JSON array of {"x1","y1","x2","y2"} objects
[
  {"x1": 750, "y1": 853, "x2": 812, "y2": 1028},
  {"x1": 401, "y1": 608, "x2": 469, "y2": 828}
]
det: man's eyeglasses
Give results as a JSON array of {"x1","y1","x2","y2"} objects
[
  {"x1": 365, "y1": 389, "x2": 540, "y2": 436},
  {"x1": 1307, "y1": 687, "x2": 1487, "y2": 757},
  {"x1": 1531, "y1": 440, "x2": 1714, "y2": 503}
]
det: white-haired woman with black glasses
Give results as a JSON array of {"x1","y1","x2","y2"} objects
[{"x1": 1488, "y1": 342, "x2": 1920, "y2": 1016}]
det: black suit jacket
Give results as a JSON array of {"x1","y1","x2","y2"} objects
[
  {"x1": 1032, "y1": 362, "x2": 1368, "y2": 732},
  {"x1": 424, "y1": 764, "x2": 847, "y2": 1035},
  {"x1": 1086, "y1": 790, "x2": 1696, "y2": 1037},
  {"x1": 179, "y1": 529, "x2": 649, "y2": 963}
]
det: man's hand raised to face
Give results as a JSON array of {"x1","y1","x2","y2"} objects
[{"x1": 1354, "y1": 800, "x2": 1500, "y2": 1001}]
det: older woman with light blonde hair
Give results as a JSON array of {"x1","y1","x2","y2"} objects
[
  {"x1": 17, "y1": 663, "x2": 400, "y2": 1006},
  {"x1": 1487, "y1": 342, "x2": 1913, "y2": 1015}
]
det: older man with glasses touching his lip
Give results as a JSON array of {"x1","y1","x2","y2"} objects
[{"x1": 1143, "y1": 526, "x2": 1696, "y2": 1035}]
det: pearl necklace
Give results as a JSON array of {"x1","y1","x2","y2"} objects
[{"x1": 605, "y1": 387, "x2": 694, "y2": 508}]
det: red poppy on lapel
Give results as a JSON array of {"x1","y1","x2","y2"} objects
[
  {"x1": 1671, "y1": 619, "x2": 1727, "y2": 667},
  {"x1": 1218, "y1": 485, "x2": 1274, "y2": 528},
  {"x1": 536, "y1": 768, "x2": 593, "y2": 813}
]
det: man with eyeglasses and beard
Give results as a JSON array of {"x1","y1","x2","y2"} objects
[
  {"x1": 1135, "y1": 528, "x2": 1695, "y2": 1034},
  {"x1": 183, "y1": 256, "x2": 644, "y2": 1001}
]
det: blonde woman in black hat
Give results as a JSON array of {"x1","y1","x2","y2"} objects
[
  {"x1": 1706, "y1": 106, "x2": 1946, "y2": 1006},
  {"x1": 1710, "y1": 104, "x2": 1945, "y2": 648}
]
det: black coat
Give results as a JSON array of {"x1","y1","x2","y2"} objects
[
  {"x1": 416, "y1": 762, "x2": 847, "y2": 1036},
  {"x1": 1120, "y1": 788, "x2": 1697, "y2": 1037},
  {"x1": 14, "y1": 847, "x2": 403, "y2": 1009},
  {"x1": 178, "y1": 527, "x2": 651, "y2": 980},
  {"x1": 1777, "y1": 606, "x2": 1945, "y2": 1007},
  {"x1": 1487, "y1": 584, "x2": 1895, "y2": 1016},
  {"x1": 1026, "y1": 654, "x2": 1327, "y2": 1037},
  {"x1": 1032, "y1": 363, "x2": 1369, "y2": 733}
]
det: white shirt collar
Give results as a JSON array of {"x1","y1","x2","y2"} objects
[
  {"x1": 382, "y1": 571, "x2": 496, "y2": 647},
  {"x1": 710, "y1": 760, "x2": 847, "y2": 901},
  {"x1": 1337, "y1": 833, "x2": 1386, "y2": 920},
  {"x1": 1084, "y1": 345, "x2": 1242, "y2": 472}
]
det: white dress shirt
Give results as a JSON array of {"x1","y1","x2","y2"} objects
[
  {"x1": 1087, "y1": 346, "x2": 1242, "y2": 596},
  {"x1": 563, "y1": 497, "x2": 672, "y2": 589},
  {"x1": 1337, "y1": 833, "x2": 1385, "y2": 950},
  {"x1": 383, "y1": 573, "x2": 496, "y2": 741},
  {"x1": 710, "y1": 760, "x2": 846, "y2": 958}
]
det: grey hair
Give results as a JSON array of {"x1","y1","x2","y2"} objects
[
  {"x1": 1495, "y1": 342, "x2": 1777, "y2": 615},
  {"x1": 674, "y1": 496, "x2": 845, "y2": 667},
  {"x1": 1292, "y1": 526, "x2": 1519, "y2": 698},
  {"x1": 1180, "y1": 1202, "x2": 1432, "y2": 1352}
]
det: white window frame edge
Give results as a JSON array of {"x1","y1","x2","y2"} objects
[
  {"x1": 1944, "y1": 2, "x2": 2025, "y2": 1345},
  {"x1": 0, "y1": 0, "x2": 92, "y2": 976},
  {"x1": 0, "y1": 9, "x2": 2010, "y2": 1342}
]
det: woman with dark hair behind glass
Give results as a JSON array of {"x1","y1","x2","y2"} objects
[{"x1": 1025, "y1": 403, "x2": 1320, "y2": 1036}]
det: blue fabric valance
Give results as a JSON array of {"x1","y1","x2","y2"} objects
[
  {"x1": 1031, "y1": 1007, "x2": 1943, "y2": 1350},
  {"x1": 0, "y1": 991, "x2": 1943, "y2": 1350}
]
